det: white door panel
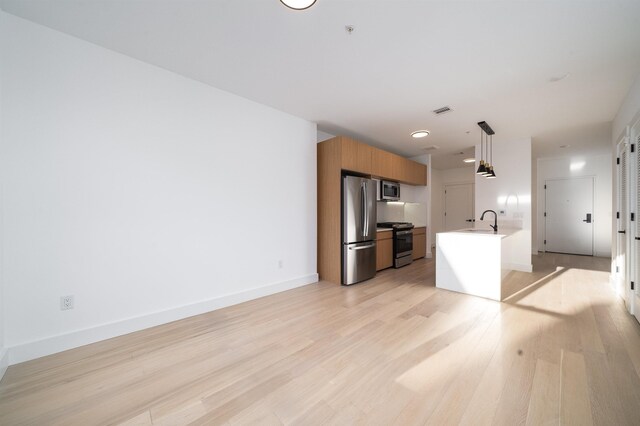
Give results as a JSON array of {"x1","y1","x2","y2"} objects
[
  {"x1": 632, "y1": 124, "x2": 640, "y2": 321},
  {"x1": 617, "y1": 138, "x2": 629, "y2": 308},
  {"x1": 545, "y1": 177, "x2": 594, "y2": 256},
  {"x1": 444, "y1": 184, "x2": 474, "y2": 231}
]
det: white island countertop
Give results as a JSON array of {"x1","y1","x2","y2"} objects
[
  {"x1": 445, "y1": 227, "x2": 520, "y2": 238},
  {"x1": 435, "y1": 227, "x2": 523, "y2": 301}
]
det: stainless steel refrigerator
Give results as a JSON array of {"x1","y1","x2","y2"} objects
[{"x1": 342, "y1": 175, "x2": 377, "y2": 285}]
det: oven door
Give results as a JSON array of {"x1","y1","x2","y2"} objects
[{"x1": 395, "y1": 230, "x2": 413, "y2": 257}]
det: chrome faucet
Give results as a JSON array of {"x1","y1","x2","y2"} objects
[{"x1": 480, "y1": 210, "x2": 498, "y2": 232}]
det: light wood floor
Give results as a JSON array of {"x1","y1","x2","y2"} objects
[{"x1": 1, "y1": 253, "x2": 640, "y2": 425}]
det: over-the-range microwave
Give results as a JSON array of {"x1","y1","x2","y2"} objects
[{"x1": 380, "y1": 180, "x2": 400, "y2": 201}]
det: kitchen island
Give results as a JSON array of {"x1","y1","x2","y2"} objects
[{"x1": 435, "y1": 228, "x2": 523, "y2": 301}]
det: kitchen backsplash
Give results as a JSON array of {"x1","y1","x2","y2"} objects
[{"x1": 377, "y1": 201, "x2": 427, "y2": 227}]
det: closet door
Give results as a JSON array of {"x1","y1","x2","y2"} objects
[
  {"x1": 633, "y1": 121, "x2": 640, "y2": 323},
  {"x1": 617, "y1": 137, "x2": 629, "y2": 309}
]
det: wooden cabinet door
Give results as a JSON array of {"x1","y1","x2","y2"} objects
[
  {"x1": 341, "y1": 137, "x2": 372, "y2": 174},
  {"x1": 408, "y1": 161, "x2": 427, "y2": 185},
  {"x1": 371, "y1": 148, "x2": 394, "y2": 179},
  {"x1": 376, "y1": 233, "x2": 393, "y2": 271},
  {"x1": 372, "y1": 148, "x2": 427, "y2": 185},
  {"x1": 413, "y1": 227, "x2": 427, "y2": 259}
]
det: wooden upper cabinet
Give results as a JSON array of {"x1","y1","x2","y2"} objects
[
  {"x1": 320, "y1": 135, "x2": 427, "y2": 185},
  {"x1": 406, "y1": 159, "x2": 427, "y2": 186},
  {"x1": 371, "y1": 147, "x2": 396, "y2": 178},
  {"x1": 340, "y1": 137, "x2": 372, "y2": 175},
  {"x1": 373, "y1": 149, "x2": 427, "y2": 186}
]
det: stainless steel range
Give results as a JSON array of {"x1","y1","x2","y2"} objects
[{"x1": 377, "y1": 222, "x2": 414, "y2": 268}]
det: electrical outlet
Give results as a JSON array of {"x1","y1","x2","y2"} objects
[
  {"x1": 60, "y1": 295, "x2": 74, "y2": 310},
  {"x1": 278, "y1": 260, "x2": 283, "y2": 269}
]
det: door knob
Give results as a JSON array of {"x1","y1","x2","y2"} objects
[{"x1": 583, "y1": 213, "x2": 592, "y2": 223}]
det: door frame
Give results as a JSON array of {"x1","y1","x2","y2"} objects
[
  {"x1": 444, "y1": 182, "x2": 475, "y2": 231},
  {"x1": 543, "y1": 176, "x2": 595, "y2": 256}
]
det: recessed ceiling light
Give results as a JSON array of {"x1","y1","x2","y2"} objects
[
  {"x1": 279, "y1": 0, "x2": 317, "y2": 10},
  {"x1": 463, "y1": 158, "x2": 476, "y2": 163},
  {"x1": 411, "y1": 130, "x2": 430, "y2": 138},
  {"x1": 560, "y1": 144, "x2": 571, "y2": 148}
]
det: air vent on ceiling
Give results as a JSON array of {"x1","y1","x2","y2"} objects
[
  {"x1": 422, "y1": 145, "x2": 440, "y2": 151},
  {"x1": 433, "y1": 106, "x2": 453, "y2": 115}
]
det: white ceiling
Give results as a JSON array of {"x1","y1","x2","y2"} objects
[{"x1": 3, "y1": 0, "x2": 639, "y2": 169}]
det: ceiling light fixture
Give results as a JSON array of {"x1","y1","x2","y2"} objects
[
  {"x1": 477, "y1": 121, "x2": 497, "y2": 179},
  {"x1": 411, "y1": 130, "x2": 430, "y2": 138},
  {"x1": 279, "y1": 0, "x2": 317, "y2": 10},
  {"x1": 463, "y1": 158, "x2": 476, "y2": 163}
]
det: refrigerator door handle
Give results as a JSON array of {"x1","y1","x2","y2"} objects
[
  {"x1": 349, "y1": 243, "x2": 376, "y2": 250},
  {"x1": 364, "y1": 181, "x2": 369, "y2": 237},
  {"x1": 361, "y1": 182, "x2": 366, "y2": 237}
]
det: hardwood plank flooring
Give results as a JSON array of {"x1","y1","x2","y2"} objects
[{"x1": 1, "y1": 253, "x2": 639, "y2": 425}]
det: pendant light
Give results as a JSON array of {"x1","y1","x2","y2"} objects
[
  {"x1": 482, "y1": 132, "x2": 492, "y2": 176},
  {"x1": 477, "y1": 121, "x2": 497, "y2": 179},
  {"x1": 487, "y1": 135, "x2": 497, "y2": 178},
  {"x1": 279, "y1": 0, "x2": 317, "y2": 10},
  {"x1": 476, "y1": 130, "x2": 488, "y2": 175}
]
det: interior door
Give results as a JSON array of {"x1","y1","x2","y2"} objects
[
  {"x1": 544, "y1": 177, "x2": 594, "y2": 255},
  {"x1": 617, "y1": 139, "x2": 629, "y2": 307},
  {"x1": 632, "y1": 124, "x2": 640, "y2": 322},
  {"x1": 444, "y1": 183, "x2": 474, "y2": 231}
]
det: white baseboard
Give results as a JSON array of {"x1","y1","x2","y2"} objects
[
  {"x1": 8, "y1": 273, "x2": 318, "y2": 365},
  {"x1": 0, "y1": 348, "x2": 8, "y2": 382},
  {"x1": 505, "y1": 263, "x2": 533, "y2": 273}
]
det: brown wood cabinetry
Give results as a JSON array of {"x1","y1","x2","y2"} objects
[
  {"x1": 376, "y1": 230, "x2": 394, "y2": 271},
  {"x1": 371, "y1": 147, "x2": 397, "y2": 179},
  {"x1": 406, "y1": 160, "x2": 427, "y2": 186},
  {"x1": 371, "y1": 148, "x2": 426, "y2": 185},
  {"x1": 413, "y1": 227, "x2": 427, "y2": 260},
  {"x1": 318, "y1": 135, "x2": 428, "y2": 284},
  {"x1": 341, "y1": 137, "x2": 372, "y2": 174}
]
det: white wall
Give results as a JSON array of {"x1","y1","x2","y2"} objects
[
  {"x1": 0, "y1": 11, "x2": 6, "y2": 380},
  {"x1": 430, "y1": 166, "x2": 475, "y2": 246},
  {"x1": 475, "y1": 138, "x2": 532, "y2": 272},
  {"x1": 613, "y1": 75, "x2": 640, "y2": 143},
  {"x1": 0, "y1": 13, "x2": 318, "y2": 364},
  {"x1": 317, "y1": 130, "x2": 335, "y2": 142},
  {"x1": 535, "y1": 155, "x2": 612, "y2": 256}
]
